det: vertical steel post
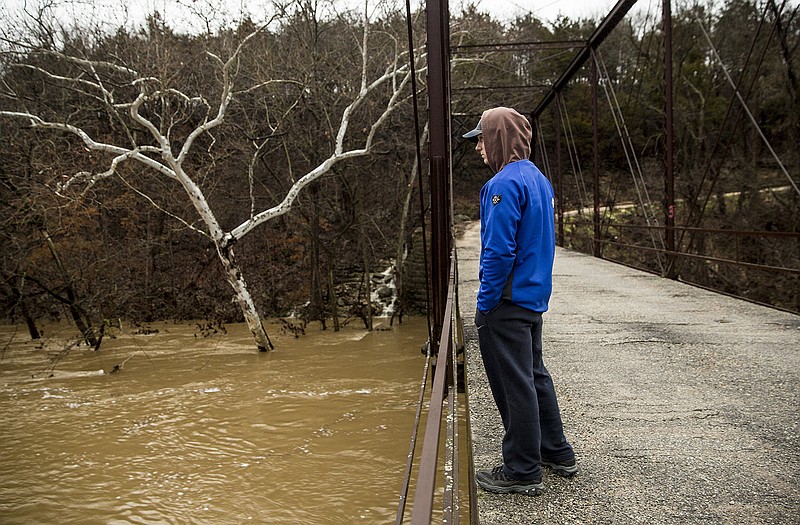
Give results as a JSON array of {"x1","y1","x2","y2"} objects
[
  {"x1": 663, "y1": 0, "x2": 676, "y2": 278},
  {"x1": 591, "y1": 50, "x2": 601, "y2": 257},
  {"x1": 426, "y1": 0, "x2": 452, "y2": 346},
  {"x1": 555, "y1": 97, "x2": 564, "y2": 247}
]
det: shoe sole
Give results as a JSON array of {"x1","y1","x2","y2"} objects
[
  {"x1": 542, "y1": 461, "x2": 579, "y2": 477},
  {"x1": 476, "y1": 478, "x2": 544, "y2": 496}
]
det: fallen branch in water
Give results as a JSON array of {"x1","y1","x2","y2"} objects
[
  {"x1": 108, "y1": 354, "x2": 135, "y2": 374},
  {"x1": 34, "y1": 338, "x2": 82, "y2": 378}
]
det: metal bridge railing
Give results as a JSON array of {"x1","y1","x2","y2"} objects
[
  {"x1": 564, "y1": 220, "x2": 800, "y2": 313},
  {"x1": 396, "y1": 253, "x2": 477, "y2": 524}
]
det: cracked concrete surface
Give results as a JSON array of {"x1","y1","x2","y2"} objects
[{"x1": 456, "y1": 221, "x2": 800, "y2": 525}]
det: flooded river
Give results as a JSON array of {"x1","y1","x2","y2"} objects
[{"x1": 0, "y1": 318, "x2": 428, "y2": 524}]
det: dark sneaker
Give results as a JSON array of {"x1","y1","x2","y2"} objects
[
  {"x1": 476, "y1": 465, "x2": 544, "y2": 496},
  {"x1": 475, "y1": 464, "x2": 502, "y2": 483},
  {"x1": 542, "y1": 457, "x2": 579, "y2": 477}
]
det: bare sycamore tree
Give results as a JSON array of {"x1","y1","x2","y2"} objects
[{"x1": 0, "y1": 0, "x2": 425, "y2": 351}]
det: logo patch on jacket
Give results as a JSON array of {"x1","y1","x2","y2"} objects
[{"x1": 491, "y1": 194, "x2": 502, "y2": 205}]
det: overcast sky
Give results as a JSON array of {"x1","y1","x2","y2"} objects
[
  {"x1": 1, "y1": 0, "x2": 661, "y2": 33},
  {"x1": 459, "y1": 0, "x2": 658, "y2": 23}
]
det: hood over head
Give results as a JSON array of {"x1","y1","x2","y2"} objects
[{"x1": 479, "y1": 107, "x2": 532, "y2": 173}]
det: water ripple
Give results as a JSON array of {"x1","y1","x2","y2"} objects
[{"x1": 0, "y1": 319, "x2": 426, "y2": 524}]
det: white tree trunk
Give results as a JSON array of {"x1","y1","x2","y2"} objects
[
  {"x1": 0, "y1": 2, "x2": 427, "y2": 351},
  {"x1": 216, "y1": 243, "x2": 273, "y2": 351}
]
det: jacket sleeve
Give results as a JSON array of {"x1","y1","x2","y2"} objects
[{"x1": 477, "y1": 176, "x2": 522, "y2": 312}]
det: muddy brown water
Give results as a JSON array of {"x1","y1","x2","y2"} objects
[{"x1": 0, "y1": 318, "x2": 428, "y2": 524}]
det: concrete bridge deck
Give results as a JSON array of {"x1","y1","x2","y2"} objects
[{"x1": 456, "y1": 221, "x2": 799, "y2": 525}]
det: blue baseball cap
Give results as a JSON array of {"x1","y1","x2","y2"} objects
[{"x1": 462, "y1": 118, "x2": 482, "y2": 142}]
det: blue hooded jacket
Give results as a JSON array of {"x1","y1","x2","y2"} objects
[{"x1": 477, "y1": 107, "x2": 556, "y2": 314}]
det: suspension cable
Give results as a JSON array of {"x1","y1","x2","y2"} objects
[
  {"x1": 403, "y1": 0, "x2": 433, "y2": 347},
  {"x1": 696, "y1": 15, "x2": 800, "y2": 198},
  {"x1": 559, "y1": 97, "x2": 589, "y2": 209},
  {"x1": 395, "y1": 341, "x2": 431, "y2": 524},
  {"x1": 677, "y1": 5, "x2": 773, "y2": 262},
  {"x1": 596, "y1": 49, "x2": 667, "y2": 272},
  {"x1": 557, "y1": 95, "x2": 590, "y2": 213},
  {"x1": 535, "y1": 119, "x2": 553, "y2": 182},
  {"x1": 395, "y1": 2, "x2": 432, "y2": 521}
]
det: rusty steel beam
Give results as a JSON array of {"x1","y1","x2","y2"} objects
[
  {"x1": 663, "y1": 0, "x2": 676, "y2": 278},
  {"x1": 574, "y1": 220, "x2": 800, "y2": 239},
  {"x1": 451, "y1": 40, "x2": 584, "y2": 53},
  {"x1": 410, "y1": 260, "x2": 456, "y2": 525},
  {"x1": 531, "y1": 0, "x2": 639, "y2": 120},
  {"x1": 591, "y1": 51, "x2": 601, "y2": 257},
  {"x1": 592, "y1": 238, "x2": 800, "y2": 276},
  {"x1": 555, "y1": 96, "x2": 565, "y2": 246},
  {"x1": 453, "y1": 83, "x2": 551, "y2": 92},
  {"x1": 426, "y1": 0, "x2": 453, "y2": 346}
]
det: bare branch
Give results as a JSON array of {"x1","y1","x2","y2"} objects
[
  {"x1": 0, "y1": 110, "x2": 178, "y2": 188},
  {"x1": 247, "y1": 96, "x2": 303, "y2": 220},
  {"x1": 229, "y1": 41, "x2": 426, "y2": 241},
  {"x1": 26, "y1": 48, "x2": 139, "y2": 77},
  {"x1": 114, "y1": 173, "x2": 211, "y2": 238},
  {"x1": 234, "y1": 79, "x2": 304, "y2": 95},
  {"x1": 173, "y1": 22, "x2": 276, "y2": 166},
  {"x1": 127, "y1": 92, "x2": 173, "y2": 157},
  {"x1": 13, "y1": 63, "x2": 114, "y2": 102}
]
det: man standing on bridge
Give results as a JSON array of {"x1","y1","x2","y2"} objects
[{"x1": 464, "y1": 107, "x2": 577, "y2": 495}]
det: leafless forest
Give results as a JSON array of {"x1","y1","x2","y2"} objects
[{"x1": 2, "y1": 0, "x2": 798, "y2": 350}]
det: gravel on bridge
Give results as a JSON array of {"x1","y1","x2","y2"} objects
[{"x1": 456, "y1": 221, "x2": 800, "y2": 525}]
